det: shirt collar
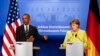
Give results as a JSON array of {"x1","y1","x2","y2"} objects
[{"x1": 24, "y1": 24, "x2": 29, "y2": 31}]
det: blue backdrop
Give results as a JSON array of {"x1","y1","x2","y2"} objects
[
  {"x1": 18, "y1": 0, "x2": 89, "y2": 35},
  {"x1": 0, "y1": 0, "x2": 91, "y2": 56}
]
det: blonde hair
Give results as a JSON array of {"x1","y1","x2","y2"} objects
[{"x1": 70, "y1": 19, "x2": 80, "y2": 27}]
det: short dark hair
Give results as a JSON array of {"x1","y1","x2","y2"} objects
[
  {"x1": 22, "y1": 13, "x2": 30, "y2": 19},
  {"x1": 70, "y1": 19, "x2": 80, "y2": 26}
]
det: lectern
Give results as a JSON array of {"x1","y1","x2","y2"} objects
[
  {"x1": 15, "y1": 42, "x2": 33, "y2": 56},
  {"x1": 66, "y1": 42, "x2": 84, "y2": 56}
]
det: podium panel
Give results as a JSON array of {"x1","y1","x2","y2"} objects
[
  {"x1": 15, "y1": 42, "x2": 33, "y2": 56},
  {"x1": 66, "y1": 42, "x2": 83, "y2": 56}
]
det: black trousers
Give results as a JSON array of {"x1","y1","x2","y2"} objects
[
  {"x1": 84, "y1": 52, "x2": 86, "y2": 56},
  {"x1": 33, "y1": 50, "x2": 36, "y2": 56}
]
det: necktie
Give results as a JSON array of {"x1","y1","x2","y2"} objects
[{"x1": 25, "y1": 25, "x2": 28, "y2": 37}]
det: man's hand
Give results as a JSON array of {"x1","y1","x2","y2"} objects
[
  {"x1": 26, "y1": 35, "x2": 34, "y2": 42},
  {"x1": 9, "y1": 44, "x2": 15, "y2": 50},
  {"x1": 43, "y1": 35, "x2": 48, "y2": 41}
]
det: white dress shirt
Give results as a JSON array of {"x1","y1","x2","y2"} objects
[{"x1": 24, "y1": 24, "x2": 29, "y2": 32}]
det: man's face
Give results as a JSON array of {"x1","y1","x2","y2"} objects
[{"x1": 22, "y1": 15, "x2": 30, "y2": 25}]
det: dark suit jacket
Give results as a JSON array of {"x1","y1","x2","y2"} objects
[{"x1": 16, "y1": 25, "x2": 44, "y2": 42}]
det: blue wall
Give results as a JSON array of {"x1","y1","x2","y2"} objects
[
  {"x1": 0, "y1": 0, "x2": 10, "y2": 35},
  {"x1": 18, "y1": 0, "x2": 89, "y2": 35},
  {"x1": 0, "y1": 0, "x2": 10, "y2": 52},
  {"x1": 0, "y1": 0, "x2": 90, "y2": 35}
]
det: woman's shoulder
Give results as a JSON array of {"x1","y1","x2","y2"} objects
[
  {"x1": 79, "y1": 29, "x2": 86, "y2": 33},
  {"x1": 66, "y1": 30, "x2": 72, "y2": 34},
  {"x1": 66, "y1": 29, "x2": 86, "y2": 34}
]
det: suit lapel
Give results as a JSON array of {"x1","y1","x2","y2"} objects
[
  {"x1": 29, "y1": 25, "x2": 32, "y2": 33},
  {"x1": 22, "y1": 25, "x2": 26, "y2": 36}
]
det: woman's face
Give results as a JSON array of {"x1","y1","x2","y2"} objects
[{"x1": 71, "y1": 23, "x2": 79, "y2": 31}]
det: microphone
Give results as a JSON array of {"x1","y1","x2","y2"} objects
[
  {"x1": 67, "y1": 33, "x2": 74, "y2": 42},
  {"x1": 75, "y1": 34, "x2": 77, "y2": 38},
  {"x1": 76, "y1": 34, "x2": 87, "y2": 45},
  {"x1": 67, "y1": 33, "x2": 74, "y2": 45}
]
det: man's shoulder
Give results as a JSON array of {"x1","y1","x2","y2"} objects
[
  {"x1": 29, "y1": 25, "x2": 37, "y2": 29},
  {"x1": 16, "y1": 25, "x2": 23, "y2": 29}
]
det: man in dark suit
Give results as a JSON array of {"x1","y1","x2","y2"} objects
[
  {"x1": 16, "y1": 13, "x2": 48, "y2": 42},
  {"x1": 16, "y1": 13, "x2": 48, "y2": 56}
]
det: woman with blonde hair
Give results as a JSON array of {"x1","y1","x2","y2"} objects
[{"x1": 61, "y1": 19, "x2": 89, "y2": 56}]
